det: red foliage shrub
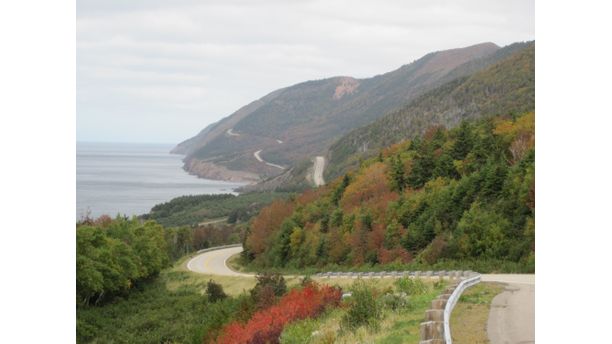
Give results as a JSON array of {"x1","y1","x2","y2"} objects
[{"x1": 212, "y1": 283, "x2": 342, "y2": 344}]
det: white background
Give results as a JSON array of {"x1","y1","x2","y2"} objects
[{"x1": 1, "y1": 0, "x2": 611, "y2": 342}]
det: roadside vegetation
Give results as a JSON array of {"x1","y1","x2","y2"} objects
[
  {"x1": 142, "y1": 191, "x2": 292, "y2": 227},
  {"x1": 450, "y1": 282, "x2": 505, "y2": 343},
  {"x1": 280, "y1": 277, "x2": 447, "y2": 343},
  {"x1": 76, "y1": 215, "x2": 245, "y2": 305},
  {"x1": 242, "y1": 112, "x2": 535, "y2": 273},
  {"x1": 77, "y1": 224, "x2": 448, "y2": 344}
]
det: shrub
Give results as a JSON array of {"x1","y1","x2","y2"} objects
[
  {"x1": 380, "y1": 293, "x2": 410, "y2": 311},
  {"x1": 341, "y1": 281, "x2": 382, "y2": 331},
  {"x1": 394, "y1": 277, "x2": 429, "y2": 295},
  {"x1": 250, "y1": 272, "x2": 287, "y2": 309},
  {"x1": 279, "y1": 318, "x2": 319, "y2": 344},
  {"x1": 206, "y1": 280, "x2": 227, "y2": 303},
  {"x1": 213, "y1": 283, "x2": 342, "y2": 344}
]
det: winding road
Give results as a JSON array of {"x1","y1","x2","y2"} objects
[
  {"x1": 187, "y1": 246, "x2": 252, "y2": 277},
  {"x1": 188, "y1": 246, "x2": 534, "y2": 343},
  {"x1": 313, "y1": 156, "x2": 325, "y2": 186},
  {"x1": 253, "y1": 150, "x2": 285, "y2": 170}
]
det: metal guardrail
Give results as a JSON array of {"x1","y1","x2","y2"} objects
[
  {"x1": 195, "y1": 243, "x2": 242, "y2": 254},
  {"x1": 442, "y1": 273, "x2": 481, "y2": 344},
  {"x1": 192, "y1": 245, "x2": 479, "y2": 343}
]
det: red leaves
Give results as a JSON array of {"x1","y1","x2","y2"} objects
[
  {"x1": 247, "y1": 200, "x2": 294, "y2": 255},
  {"x1": 212, "y1": 283, "x2": 341, "y2": 344}
]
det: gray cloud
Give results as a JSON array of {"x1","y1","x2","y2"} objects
[{"x1": 77, "y1": 0, "x2": 534, "y2": 143}]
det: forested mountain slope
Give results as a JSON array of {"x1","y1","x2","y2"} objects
[
  {"x1": 326, "y1": 42, "x2": 534, "y2": 180},
  {"x1": 174, "y1": 42, "x2": 508, "y2": 182},
  {"x1": 243, "y1": 112, "x2": 535, "y2": 272}
]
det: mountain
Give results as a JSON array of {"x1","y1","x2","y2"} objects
[
  {"x1": 174, "y1": 42, "x2": 506, "y2": 183},
  {"x1": 325, "y1": 41, "x2": 535, "y2": 180}
]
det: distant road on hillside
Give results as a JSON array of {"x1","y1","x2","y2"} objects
[
  {"x1": 254, "y1": 150, "x2": 285, "y2": 170},
  {"x1": 313, "y1": 156, "x2": 325, "y2": 186}
]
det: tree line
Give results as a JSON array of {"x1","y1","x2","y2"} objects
[
  {"x1": 76, "y1": 215, "x2": 244, "y2": 305},
  {"x1": 243, "y1": 112, "x2": 535, "y2": 272}
]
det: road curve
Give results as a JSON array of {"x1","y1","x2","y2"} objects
[
  {"x1": 482, "y1": 274, "x2": 535, "y2": 344},
  {"x1": 187, "y1": 246, "x2": 253, "y2": 277},
  {"x1": 313, "y1": 156, "x2": 325, "y2": 186},
  {"x1": 254, "y1": 150, "x2": 285, "y2": 170},
  {"x1": 187, "y1": 245, "x2": 534, "y2": 344}
]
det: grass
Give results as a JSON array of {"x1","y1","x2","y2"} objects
[
  {"x1": 449, "y1": 282, "x2": 505, "y2": 344},
  {"x1": 239, "y1": 257, "x2": 534, "y2": 275},
  {"x1": 280, "y1": 278, "x2": 447, "y2": 344},
  {"x1": 226, "y1": 253, "x2": 247, "y2": 273}
]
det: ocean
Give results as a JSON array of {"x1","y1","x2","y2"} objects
[{"x1": 76, "y1": 142, "x2": 245, "y2": 219}]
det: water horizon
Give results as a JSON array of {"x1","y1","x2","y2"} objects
[{"x1": 76, "y1": 141, "x2": 246, "y2": 220}]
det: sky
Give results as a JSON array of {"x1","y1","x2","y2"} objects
[{"x1": 76, "y1": 0, "x2": 534, "y2": 144}]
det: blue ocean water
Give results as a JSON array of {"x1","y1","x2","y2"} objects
[{"x1": 76, "y1": 142, "x2": 245, "y2": 219}]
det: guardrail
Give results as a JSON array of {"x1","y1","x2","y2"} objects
[
  {"x1": 191, "y1": 245, "x2": 479, "y2": 343},
  {"x1": 312, "y1": 270, "x2": 471, "y2": 279},
  {"x1": 419, "y1": 271, "x2": 480, "y2": 344},
  {"x1": 195, "y1": 243, "x2": 242, "y2": 254},
  {"x1": 442, "y1": 273, "x2": 481, "y2": 343}
]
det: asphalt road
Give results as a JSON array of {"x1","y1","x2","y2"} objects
[
  {"x1": 253, "y1": 149, "x2": 285, "y2": 170},
  {"x1": 313, "y1": 156, "x2": 326, "y2": 186},
  {"x1": 482, "y1": 274, "x2": 535, "y2": 344},
  {"x1": 186, "y1": 246, "x2": 252, "y2": 277},
  {"x1": 187, "y1": 246, "x2": 535, "y2": 343}
]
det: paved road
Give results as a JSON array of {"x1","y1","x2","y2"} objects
[
  {"x1": 313, "y1": 156, "x2": 325, "y2": 186},
  {"x1": 186, "y1": 246, "x2": 252, "y2": 277},
  {"x1": 253, "y1": 150, "x2": 285, "y2": 170},
  {"x1": 482, "y1": 274, "x2": 535, "y2": 344},
  {"x1": 187, "y1": 246, "x2": 534, "y2": 344},
  {"x1": 197, "y1": 217, "x2": 227, "y2": 226},
  {"x1": 226, "y1": 128, "x2": 240, "y2": 136}
]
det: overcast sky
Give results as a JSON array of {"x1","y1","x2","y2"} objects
[{"x1": 77, "y1": 0, "x2": 534, "y2": 144}]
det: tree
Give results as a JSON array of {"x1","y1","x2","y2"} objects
[
  {"x1": 455, "y1": 203, "x2": 510, "y2": 259},
  {"x1": 407, "y1": 146, "x2": 435, "y2": 189},
  {"x1": 433, "y1": 153, "x2": 459, "y2": 179},
  {"x1": 206, "y1": 280, "x2": 227, "y2": 302},
  {"x1": 331, "y1": 174, "x2": 350, "y2": 205},
  {"x1": 384, "y1": 219, "x2": 403, "y2": 249},
  {"x1": 451, "y1": 121, "x2": 473, "y2": 160},
  {"x1": 389, "y1": 155, "x2": 406, "y2": 191}
]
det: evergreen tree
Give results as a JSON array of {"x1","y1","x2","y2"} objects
[
  {"x1": 433, "y1": 153, "x2": 459, "y2": 179},
  {"x1": 451, "y1": 121, "x2": 473, "y2": 160},
  {"x1": 390, "y1": 155, "x2": 406, "y2": 191},
  {"x1": 407, "y1": 146, "x2": 435, "y2": 188}
]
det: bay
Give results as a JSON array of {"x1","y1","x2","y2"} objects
[{"x1": 76, "y1": 142, "x2": 245, "y2": 219}]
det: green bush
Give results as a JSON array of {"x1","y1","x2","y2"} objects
[
  {"x1": 394, "y1": 277, "x2": 429, "y2": 295},
  {"x1": 206, "y1": 279, "x2": 227, "y2": 302},
  {"x1": 341, "y1": 281, "x2": 382, "y2": 331},
  {"x1": 380, "y1": 293, "x2": 410, "y2": 311},
  {"x1": 280, "y1": 318, "x2": 319, "y2": 344}
]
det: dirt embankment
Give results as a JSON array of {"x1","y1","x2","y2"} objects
[{"x1": 184, "y1": 158, "x2": 260, "y2": 183}]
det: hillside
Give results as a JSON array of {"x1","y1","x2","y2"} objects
[
  {"x1": 174, "y1": 42, "x2": 506, "y2": 183},
  {"x1": 242, "y1": 111, "x2": 535, "y2": 272},
  {"x1": 325, "y1": 41, "x2": 535, "y2": 180}
]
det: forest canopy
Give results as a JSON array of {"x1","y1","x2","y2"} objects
[{"x1": 243, "y1": 112, "x2": 535, "y2": 272}]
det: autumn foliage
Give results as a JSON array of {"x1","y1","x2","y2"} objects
[
  {"x1": 211, "y1": 283, "x2": 342, "y2": 344},
  {"x1": 243, "y1": 112, "x2": 536, "y2": 271}
]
